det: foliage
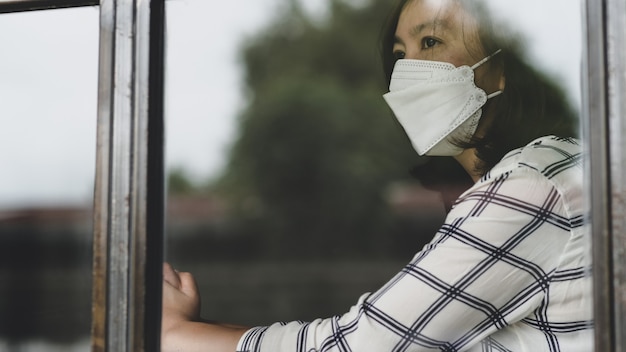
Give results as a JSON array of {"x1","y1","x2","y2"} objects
[
  {"x1": 215, "y1": 0, "x2": 430, "y2": 259},
  {"x1": 168, "y1": 167, "x2": 198, "y2": 195}
]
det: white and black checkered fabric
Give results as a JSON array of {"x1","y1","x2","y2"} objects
[{"x1": 237, "y1": 136, "x2": 593, "y2": 352}]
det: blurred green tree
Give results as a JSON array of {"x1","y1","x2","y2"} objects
[
  {"x1": 216, "y1": 0, "x2": 431, "y2": 259},
  {"x1": 168, "y1": 167, "x2": 198, "y2": 195}
]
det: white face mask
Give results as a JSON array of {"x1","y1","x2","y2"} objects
[{"x1": 383, "y1": 50, "x2": 502, "y2": 156}]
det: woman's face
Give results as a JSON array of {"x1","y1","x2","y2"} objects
[
  {"x1": 393, "y1": 0, "x2": 484, "y2": 64},
  {"x1": 392, "y1": 0, "x2": 499, "y2": 91}
]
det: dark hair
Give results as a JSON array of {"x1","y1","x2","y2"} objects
[{"x1": 380, "y1": 0, "x2": 578, "y2": 175}]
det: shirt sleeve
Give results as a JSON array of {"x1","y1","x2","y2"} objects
[{"x1": 236, "y1": 165, "x2": 575, "y2": 352}]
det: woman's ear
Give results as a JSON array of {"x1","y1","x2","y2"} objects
[{"x1": 499, "y1": 73, "x2": 506, "y2": 91}]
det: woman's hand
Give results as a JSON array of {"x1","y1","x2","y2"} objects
[
  {"x1": 161, "y1": 262, "x2": 203, "y2": 351},
  {"x1": 162, "y1": 262, "x2": 201, "y2": 332},
  {"x1": 161, "y1": 263, "x2": 249, "y2": 352}
]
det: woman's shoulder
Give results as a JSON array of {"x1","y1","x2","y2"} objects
[
  {"x1": 487, "y1": 135, "x2": 582, "y2": 182},
  {"x1": 471, "y1": 136, "x2": 584, "y2": 213}
]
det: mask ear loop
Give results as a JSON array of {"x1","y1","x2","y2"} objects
[
  {"x1": 472, "y1": 49, "x2": 504, "y2": 98},
  {"x1": 471, "y1": 49, "x2": 502, "y2": 70},
  {"x1": 487, "y1": 90, "x2": 502, "y2": 99}
]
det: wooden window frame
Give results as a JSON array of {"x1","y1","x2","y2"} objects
[
  {"x1": 0, "y1": 0, "x2": 97, "y2": 12},
  {"x1": 0, "y1": 0, "x2": 165, "y2": 351},
  {"x1": 584, "y1": 0, "x2": 626, "y2": 350},
  {"x1": 91, "y1": 0, "x2": 165, "y2": 351}
]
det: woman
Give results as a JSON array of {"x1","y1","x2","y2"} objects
[{"x1": 161, "y1": 0, "x2": 593, "y2": 351}]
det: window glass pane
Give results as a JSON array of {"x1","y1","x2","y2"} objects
[
  {"x1": 164, "y1": 0, "x2": 587, "y2": 338},
  {"x1": 166, "y1": 0, "x2": 424, "y2": 325},
  {"x1": 0, "y1": 7, "x2": 98, "y2": 351},
  {"x1": 485, "y1": 0, "x2": 582, "y2": 108}
]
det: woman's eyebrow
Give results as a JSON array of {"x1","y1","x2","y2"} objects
[
  {"x1": 394, "y1": 19, "x2": 449, "y2": 46},
  {"x1": 393, "y1": 35, "x2": 405, "y2": 46},
  {"x1": 409, "y1": 19, "x2": 449, "y2": 37}
]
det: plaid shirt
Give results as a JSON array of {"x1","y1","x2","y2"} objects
[{"x1": 236, "y1": 136, "x2": 594, "y2": 352}]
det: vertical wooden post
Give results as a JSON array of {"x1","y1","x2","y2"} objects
[
  {"x1": 603, "y1": 0, "x2": 626, "y2": 348},
  {"x1": 583, "y1": 0, "x2": 626, "y2": 350},
  {"x1": 91, "y1": 0, "x2": 165, "y2": 350}
]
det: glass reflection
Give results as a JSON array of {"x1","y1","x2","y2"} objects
[
  {"x1": 164, "y1": 0, "x2": 586, "y2": 346},
  {"x1": 0, "y1": 6, "x2": 98, "y2": 351}
]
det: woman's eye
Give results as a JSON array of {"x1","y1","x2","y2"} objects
[
  {"x1": 393, "y1": 51, "x2": 406, "y2": 60},
  {"x1": 422, "y1": 37, "x2": 439, "y2": 49}
]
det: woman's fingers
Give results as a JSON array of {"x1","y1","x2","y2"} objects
[
  {"x1": 162, "y1": 264, "x2": 201, "y2": 323},
  {"x1": 163, "y1": 263, "x2": 199, "y2": 301},
  {"x1": 163, "y1": 262, "x2": 182, "y2": 289},
  {"x1": 177, "y1": 271, "x2": 200, "y2": 299}
]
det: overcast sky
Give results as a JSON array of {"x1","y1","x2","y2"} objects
[{"x1": 0, "y1": 0, "x2": 581, "y2": 209}]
